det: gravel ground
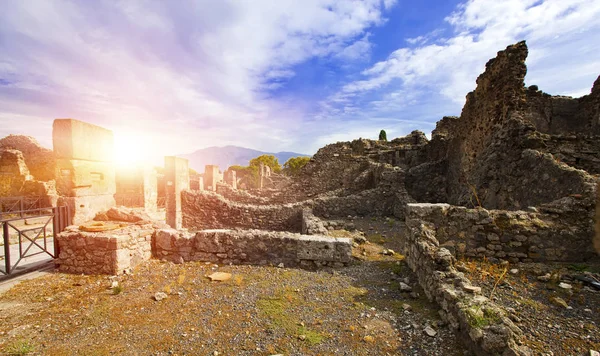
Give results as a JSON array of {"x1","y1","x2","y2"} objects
[
  {"x1": 0, "y1": 217, "x2": 467, "y2": 356},
  {"x1": 459, "y1": 259, "x2": 600, "y2": 355}
]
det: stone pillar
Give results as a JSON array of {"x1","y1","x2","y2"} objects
[
  {"x1": 204, "y1": 165, "x2": 220, "y2": 191},
  {"x1": 165, "y1": 156, "x2": 189, "y2": 229},
  {"x1": 259, "y1": 162, "x2": 264, "y2": 189},
  {"x1": 143, "y1": 166, "x2": 158, "y2": 213},
  {"x1": 53, "y1": 119, "x2": 116, "y2": 224},
  {"x1": 225, "y1": 170, "x2": 237, "y2": 189},
  {"x1": 595, "y1": 180, "x2": 600, "y2": 254},
  {"x1": 199, "y1": 176, "x2": 204, "y2": 191}
]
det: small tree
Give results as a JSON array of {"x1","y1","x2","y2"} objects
[
  {"x1": 379, "y1": 129, "x2": 387, "y2": 141},
  {"x1": 249, "y1": 154, "x2": 282, "y2": 173},
  {"x1": 283, "y1": 156, "x2": 310, "y2": 176}
]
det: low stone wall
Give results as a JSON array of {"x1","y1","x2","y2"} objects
[
  {"x1": 154, "y1": 228, "x2": 352, "y2": 269},
  {"x1": 55, "y1": 223, "x2": 153, "y2": 274},
  {"x1": 406, "y1": 202, "x2": 597, "y2": 263},
  {"x1": 182, "y1": 190, "x2": 303, "y2": 232},
  {"x1": 215, "y1": 183, "x2": 271, "y2": 205},
  {"x1": 403, "y1": 210, "x2": 529, "y2": 355},
  {"x1": 301, "y1": 208, "x2": 328, "y2": 235}
]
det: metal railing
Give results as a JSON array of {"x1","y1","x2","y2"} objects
[{"x1": 1, "y1": 205, "x2": 70, "y2": 277}]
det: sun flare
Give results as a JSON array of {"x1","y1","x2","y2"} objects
[{"x1": 113, "y1": 130, "x2": 152, "y2": 167}]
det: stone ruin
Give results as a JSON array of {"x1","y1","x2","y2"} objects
[{"x1": 4, "y1": 41, "x2": 600, "y2": 355}]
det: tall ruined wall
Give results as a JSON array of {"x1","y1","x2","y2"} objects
[
  {"x1": 445, "y1": 41, "x2": 529, "y2": 202},
  {"x1": 524, "y1": 75, "x2": 600, "y2": 135},
  {"x1": 462, "y1": 118, "x2": 597, "y2": 209}
]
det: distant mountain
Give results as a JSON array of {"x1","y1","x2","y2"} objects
[{"x1": 180, "y1": 145, "x2": 310, "y2": 173}]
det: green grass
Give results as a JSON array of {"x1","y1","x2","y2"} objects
[
  {"x1": 298, "y1": 326, "x2": 325, "y2": 345},
  {"x1": 256, "y1": 292, "x2": 326, "y2": 346},
  {"x1": 365, "y1": 233, "x2": 386, "y2": 244},
  {"x1": 466, "y1": 305, "x2": 501, "y2": 328},
  {"x1": 3, "y1": 338, "x2": 36, "y2": 355}
]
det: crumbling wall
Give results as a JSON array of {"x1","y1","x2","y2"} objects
[
  {"x1": 153, "y1": 228, "x2": 352, "y2": 269},
  {"x1": 445, "y1": 41, "x2": 529, "y2": 204},
  {"x1": 403, "y1": 206, "x2": 529, "y2": 356},
  {"x1": 0, "y1": 149, "x2": 30, "y2": 195},
  {"x1": 523, "y1": 75, "x2": 600, "y2": 136},
  {"x1": 405, "y1": 202, "x2": 597, "y2": 263},
  {"x1": 0, "y1": 135, "x2": 56, "y2": 181},
  {"x1": 542, "y1": 134, "x2": 600, "y2": 175},
  {"x1": 463, "y1": 118, "x2": 597, "y2": 209},
  {"x1": 182, "y1": 190, "x2": 303, "y2": 232}
]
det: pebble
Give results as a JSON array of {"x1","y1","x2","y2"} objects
[
  {"x1": 154, "y1": 292, "x2": 168, "y2": 301},
  {"x1": 399, "y1": 282, "x2": 412, "y2": 292},
  {"x1": 510, "y1": 269, "x2": 519, "y2": 275},
  {"x1": 558, "y1": 282, "x2": 572, "y2": 290},
  {"x1": 423, "y1": 326, "x2": 437, "y2": 337},
  {"x1": 538, "y1": 273, "x2": 551, "y2": 282},
  {"x1": 549, "y1": 296, "x2": 569, "y2": 309}
]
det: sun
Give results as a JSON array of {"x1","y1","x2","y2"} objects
[{"x1": 113, "y1": 130, "x2": 151, "y2": 167}]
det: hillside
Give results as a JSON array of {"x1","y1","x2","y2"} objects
[{"x1": 180, "y1": 145, "x2": 310, "y2": 172}]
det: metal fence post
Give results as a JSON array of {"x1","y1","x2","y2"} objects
[{"x1": 3, "y1": 222, "x2": 10, "y2": 275}]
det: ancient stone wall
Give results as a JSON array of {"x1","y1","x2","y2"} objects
[
  {"x1": 542, "y1": 134, "x2": 600, "y2": 175},
  {"x1": 523, "y1": 75, "x2": 600, "y2": 136},
  {"x1": 0, "y1": 135, "x2": 56, "y2": 181},
  {"x1": 182, "y1": 190, "x2": 303, "y2": 232},
  {"x1": 464, "y1": 118, "x2": 597, "y2": 209},
  {"x1": 55, "y1": 223, "x2": 153, "y2": 275},
  {"x1": 405, "y1": 202, "x2": 597, "y2": 263},
  {"x1": 53, "y1": 119, "x2": 116, "y2": 224},
  {"x1": 595, "y1": 180, "x2": 600, "y2": 254},
  {"x1": 153, "y1": 228, "x2": 352, "y2": 269},
  {"x1": 0, "y1": 149, "x2": 30, "y2": 195},
  {"x1": 301, "y1": 208, "x2": 327, "y2": 235},
  {"x1": 402, "y1": 209, "x2": 529, "y2": 355}
]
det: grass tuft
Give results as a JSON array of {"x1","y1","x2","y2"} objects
[{"x1": 3, "y1": 338, "x2": 36, "y2": 355}]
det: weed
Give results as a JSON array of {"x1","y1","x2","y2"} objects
[
  {"x1": 3, "y1": 338, "x2": 36, "y2": 355},
  {"x1": 298, "y1": 326, "x2": 325, "y2": 345},
  {"x1": 520, "y1": 297, "x2": 547, "y2": 311},
  {"x1": 378, "y1": 261, "x2": 403, "y2": 275},
  {"x1": 466, "y1": 305, "x2": 500, "y2": 328},
  {"x1": 489, "y1": 266, "x2": 508, "y2": 299},
  {"x1": 112, "y1": 285, "x2": 123, "y2": 295},
  {"x1": 567, "y1": 264, "x2": 589, "y2": 272}
]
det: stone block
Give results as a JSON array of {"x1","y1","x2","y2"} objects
[
  {"x1": 53, "y1": 119, "x2": 114, "y2": 161},
  {"x1": 55, "y1": 159, "x2": 116, "y2": 196},
  {"x1": 58, "y1": 195, "x2": 116, "y2": 225}
]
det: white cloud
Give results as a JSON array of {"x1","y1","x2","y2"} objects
[
  {"x1": 323, "y1": 0, "x2": 600, "y2": 128},
  {"x1": 0, "y1": 0, "x2": 394, "y2": 157}
]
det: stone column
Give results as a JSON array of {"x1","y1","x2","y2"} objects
[
  {"x1": 198, "y1": 176, "x2": 204, "y2": 191},
  {"x1": 225, "y1": 170, "x2": 237, "y2": 189},
  {"x1": 143, "y1": 166, "x2": 158, "y2": 213},
  {"x1": 259, "y1": 162, "x2": 264, "y2": 189},
  {"x1": 204, "y1": 165, "x2": 220, "y2": 191},
  {"x1": 165, "y1": 156, "x2": 189, "y2": 229}
]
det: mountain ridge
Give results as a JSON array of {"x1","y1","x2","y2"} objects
[{"x1": 180, "y1": 145, "x2": 310, "y2": 173}]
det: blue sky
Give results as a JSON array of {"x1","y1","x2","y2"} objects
[{"x1": 1, "y1": 0, "x2": 599, "y2": 163}]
